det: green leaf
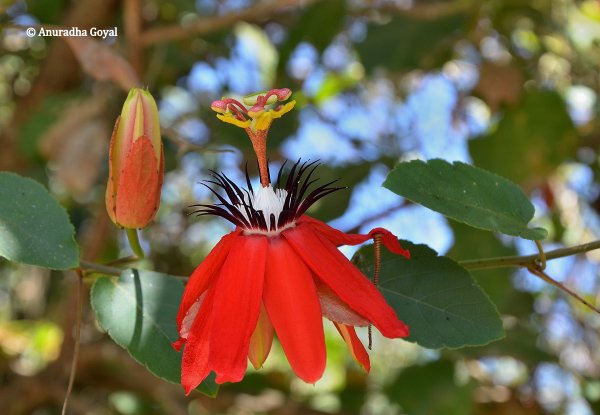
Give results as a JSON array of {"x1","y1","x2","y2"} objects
[
  {"x1": 383, "y1": 158, "x2": 547, "y2": 240},
  {"x1": 470, "y1": 90, "x2": 578, "y2": 185},
  {"x1": 448, "y1": 222, "x2": 534, "y2": 317},
  {"x1": 91, "y1": 269, "x2": 218, "y2": 396},
  {"x1": 353, "y1": 241, "x2": 505, "y2": 349},
  {"x1": 0, "y1": 172, "x2": 79, "y2": 269},
  {"x1": 385, "y1": 360, "x2": 474, "y2": 415},
  {"x1": 356, "y1": 14, "x2": 466, "y2": 73}
]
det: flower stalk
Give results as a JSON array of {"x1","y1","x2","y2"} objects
[{"x1": 126, "y1": 228, "x2": 145, "y2": 259}]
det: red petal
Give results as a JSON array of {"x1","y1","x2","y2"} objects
[
  {"x1": 115, "y1": 136, "x2": 161, "y2": 228},
  {"x1": 176, "y1": 231, "x2": 238, "y2": 335},
  {"x1": 209, "y1": 234, "x2": 267, "y2": 383},
  {"x1": 298, "y1": 216, "x2": 410, "y2": 258},
  {"x1": 248, "y1": 303, "x2": 274, "y2": 369},
  {"x1": 181, "y1": 287, "x2": 215, "y2": 394},
  {"x1": 283, "y1": 223, "x2": 409, "y2": 339},
  {"x1": 334, "y1": 322, "x2": 370, "y2": 372},
  {"x1": 263, "y1": 237, "x2": 326, "y2": 383}
]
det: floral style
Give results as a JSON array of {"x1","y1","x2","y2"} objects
[
  {"x1": 106, "y1": 88, "x2": 164, "y2": 229},
  {"x1": 173, "y1": 89, "x2": 410, "y2": 394}
]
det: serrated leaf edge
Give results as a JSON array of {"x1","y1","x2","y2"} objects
[
  {"x1": 383, "y1": 159, "x2": 548, "y2": 240},
  {"x1": 0, "y1": 171, "x2": 80, "y2": 269}
]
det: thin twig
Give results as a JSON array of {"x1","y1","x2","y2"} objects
[
  {"x1": 79, "y1": 260, "x2": 122, "y2": 276},
  {"x1": 459, "y1": 240, "x2": 600, "y2": 270},
  {"x1": 139, "y1": 0, "x2": 319, "y2": 45},
  {"x1": 61, "y1": 269, "x2": 84, "y2": 415},
  {"x1": 527, "y1": 266, "x2": 600, "y2": 315},
  {"x1": 78, "y1": 259, "x2": 189, "y2": 280},
  {"x1": 104, "y1": 255, "x2": 139, "y2": 266}
]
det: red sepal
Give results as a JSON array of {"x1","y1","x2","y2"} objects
[
  {"x1": 248, "y1": 303, "x2": 274, "y2": 369},
  {"x1": 114, "y1": 136, "x2": 162, "y2": 228},
  {"x1": 334, "y1": 322, "x2": 370, "y2": 372}
]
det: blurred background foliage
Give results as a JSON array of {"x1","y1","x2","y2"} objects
[{"x1": 1, "y1": 0, "x2": 600, "y2": 414}]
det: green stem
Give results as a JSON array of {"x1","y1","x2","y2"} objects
[
  {"x1": 78, "y1": 260, "x2": 187, "y2": 280},
  {"x1": 79, "y1": 260, "x2": 122, "y2": 276},
  {"x1": 126, "y1": 228, "x2": 145, "y2": 259},
  {"x1": 459, "y1": 240, "x2": 600, "y2": 270}
]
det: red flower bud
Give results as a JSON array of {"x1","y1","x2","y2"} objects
[{"x1": 106, "y1": 88, "x2": 164, "y2": 229}]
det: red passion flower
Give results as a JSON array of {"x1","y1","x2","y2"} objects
[{"x1": 173, "y1": 160, "x2": 410, "y2": 394}]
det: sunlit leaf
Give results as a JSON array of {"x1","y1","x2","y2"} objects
[
  {"x1": 91, "y1": 269, "x2": 218, "y2": 396},
  {"x1": 384, "y1": 159, "x2": 547, "y2": 240},
  {"x1": 0, "y1": 172, "x2": 79, "y2": 269},
  {"x1": 353, "y1": 241, "x2": 505, "y2": 349}
]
